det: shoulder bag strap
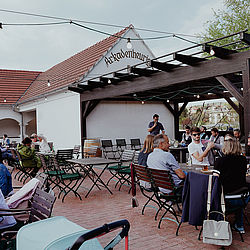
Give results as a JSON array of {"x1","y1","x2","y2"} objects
[
  {"x1": 220, "y1": 186, "x2": 226, "y2": 220},
  {"x1": 207, "y1": 175, "x2": 212, "y2": 217},
  {"x1": 207, "y1": 175, "x2": 226, "y2": 220}
]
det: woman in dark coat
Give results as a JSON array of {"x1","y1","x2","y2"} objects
[{"x1": 214, "y1": 134, "x2": 249, "y2": 233}]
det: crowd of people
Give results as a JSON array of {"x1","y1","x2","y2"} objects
[
  {"x1": 143, "y1": 114, "x2": 249, "y2": 233},
  {"x1": 0, "y1": 133, "x2": 52, "y2": 197}
]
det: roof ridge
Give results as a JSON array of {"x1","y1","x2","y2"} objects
[
  {"x1": 46, "y1": 26, "x2": 129, "y2": 73},
  {"x1": 17, "y1": 25, "x2": 131, "y2": 104}
]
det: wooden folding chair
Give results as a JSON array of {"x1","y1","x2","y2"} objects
[
  {"x1": 50, "y1": 156, "x2": 85, "y2": 202},
  {"x1": 0, "y1": 187, "x2": 56, "y2": 249},
  {"x1": 149, "y1": 168, "x2": 182, "y2": 228},
  {"x1": 13, "y1": 150, "x2": 37, "y2": 184},
  {"x1": 133, "y1": 164, "x2": 161, "y2": 217},
  {"x1": 106, "y1": 149, "x2": 135, "y2": 190}
]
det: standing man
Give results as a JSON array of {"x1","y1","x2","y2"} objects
[
  {"x1": 147, "y1": 134, "x2": 185, "y2": 193},
  {"x1": 188, "y1": 127, "x2": 214, "y2": 166},
  {"x1": 148, "y1": 114, "x2": 165, "y2": 136},
  {"x1": 209, "y1": 128, "x2": 224, "y2": 158},
  {"x1": 181, "y1": 126, "x2": 192, "y2": 145}
]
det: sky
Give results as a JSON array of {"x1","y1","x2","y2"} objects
[{"x1": 0, "y1": 0, "x2": 224, "y2": 72}]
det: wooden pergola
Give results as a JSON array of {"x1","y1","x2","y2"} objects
[{"x1": 69, "y1": 31, "x2": 250, "y2": 155}]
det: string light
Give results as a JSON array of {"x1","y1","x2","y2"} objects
[
  {"x1": 47, "y1": 80, "x2": 51, "y2": 87},
  {"x1": 0, "y1": 8, "x2": 205, "y2": 39},
  {"x1": 127, "y1": 38, "x2": 132, "y2": 49},
  {"x1": 167, "y1": 99, "x2": 170, "y2": 103},
  {"x1": 3, "y1": 98, "x2": 6, "y2": 102},
  {"x1": 108, "y1": 79, "x2": 111, "y2": 84},
  {"x1": 210, "y1": 48, "x2": 215, "y2": 56},
  {"x1": 197, "y1": 94, "x2": 200, "y2": 99},
  {"x1": 45, "y1": 97, "x2": 47, "y2": 101},
  {"x1": 141, "y1": 101, "x2": 145, "y2": 104}
]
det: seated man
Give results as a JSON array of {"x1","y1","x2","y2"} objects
[
  {"x1": 17, "y1": 137, "x2": 41, "y2": 177},
  {"x1": 147, "y1": 134, "x2": 186, "y2": 193},
  {"x1": 188, "y1": 127, "x2": 214, "y2": 166},
  {"x1": 233, "y1": 129, "x2": 245, "y2": 144}
]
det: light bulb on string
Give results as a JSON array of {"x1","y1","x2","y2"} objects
[
  {"x1": 197, "y1": 95, "x2": 200, "y2": 99},
  {"x1": 141, "y1": 101, "x2": 145, "y2": 105},
  {"x1": 210, "y1": 48, "x2": 215, "y2": 56},
  {"x1": 3, "y1": 98, "x2": 6, "y2": 103},
  {"x1": 127, "y1": 38, "x2": 132, "y2": 49},
  {"x1": 47, "y1": 80, "x2": 51, "y2": 87},
  {"x1": 167, "y1": 99, "x2": 170, "y2": 103},
  {"x1": 45, "y1": 97, "x2": 47, "y2": 101},
  {"x1": 108, "y1": 79, "x2": 111, "y2": 84}
]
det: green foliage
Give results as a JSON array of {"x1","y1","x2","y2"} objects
[{"x1": 198, "y1": 0, "x2": 250, "y2": 48}]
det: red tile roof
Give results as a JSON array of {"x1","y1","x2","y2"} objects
[
  {"x1": 18, "y1": 26, "x2": 129, "y2": 103},
  {"x1": 0, "y1": 69, "x2": 41, "y2": 105}
]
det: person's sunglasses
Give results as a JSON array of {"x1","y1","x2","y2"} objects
[{"x1": 192, "y1": 133, "x2": 200, "y2": 137}]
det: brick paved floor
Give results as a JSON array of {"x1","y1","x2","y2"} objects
[{"x1": 13, "y1": 169, "x2": 250, "y2": 250}]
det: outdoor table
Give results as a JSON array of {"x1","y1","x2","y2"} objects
[
  {"x1": 67, "y1": 158, "x2": 119, "y2": 198},
  {"x1": 169, "y1": 146, "x2": 188, "y2": 163},
  {"x1": 180, "y1": 163, "x2": 214, "y2": 174}
]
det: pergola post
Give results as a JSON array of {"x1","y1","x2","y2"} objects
[
  {"x1": 81, "y1": 100, "x2": 100, "y2": 155},
  {"x1": 242, "y1": 59, "x2": 250, "y2": 155},
  {"x1": 239, "y1": 104, "x2": 244, "y2": 136},
  {"x1": 163, "y1": 101, "x2": 188, "y2": 140}
]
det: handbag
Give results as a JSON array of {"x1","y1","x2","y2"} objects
[{"x1": 203, "y1": 175, "x2": 232, "y2": 246}]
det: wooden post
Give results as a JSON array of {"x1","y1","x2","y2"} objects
[
  {"x1": 242, "y1": 59, "x2": 250, "y2": 155},
  {"x1": 81, "y1": 100, "x2": 100, "y2": 155},
  {"x1": 174, "y1": 103, "x2": 180, "y2": 141},
  {"x1": 239, "y1": 104, "x2": 244, "y2": 136}
]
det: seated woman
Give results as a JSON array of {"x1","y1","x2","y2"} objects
[
  {"x1": 0, "y1": 156, "x2": 13, "y2": 197},
  {"x1": 2, "y1": 134, "x2": 10, "y2": 147},
  {"x1": 214, "y1": 134, "x2": 249, "y2": 233},
  {"x1": 138, "y1": 135, "x2": 154, "y2": 188},
  {"x1": 17, "y1": 137, "x2": 41, "y2": 177},
  {"x1": 37, "y1": 134, "x2": 51, "y2": 153}
]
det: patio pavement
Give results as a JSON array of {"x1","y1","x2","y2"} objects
[{"x1": 13, "y1": 169, "x2": 250, "y2": 250}]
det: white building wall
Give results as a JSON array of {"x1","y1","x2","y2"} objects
[
  {"x1": 87, "y1": 101, "x2": 174, "y2": 144},
  {"x1": 20, "y1": 91, "x2": 81, "y2": 150}
]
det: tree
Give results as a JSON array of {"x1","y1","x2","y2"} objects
[{"x1": 198, "y1": 0, "x2": 250, "y2": 48}]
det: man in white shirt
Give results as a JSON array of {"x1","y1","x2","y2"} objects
[{"x1": 188, "y1": 127, "x2": 214, "y2": 166}]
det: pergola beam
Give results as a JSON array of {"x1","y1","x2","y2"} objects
[
  {"x1": 173, "y1": 53, "x2": 206, "y2": 65},
  {"x1": 240, "y1": 32, "x2": 250, "y2": 45},
  {"x1": 80, "y1": 50, "x2": 250, "y2": 102},
  {"x1": 129, "y1": 67, "x2": 159, "y2": 76},
  {"x1": 150, "y1": 60, "x2": 180, "y2": 72},
  {"x1": 215, "y1": 76, "x2": 243, "y2": 106},
  {"x1": 224, "y1": 96, "x2": 240, "y2": 114}
]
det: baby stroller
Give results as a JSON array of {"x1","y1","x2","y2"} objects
[{"x1": 17, "y1": 216, "x2": 130, "y2": 250}]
